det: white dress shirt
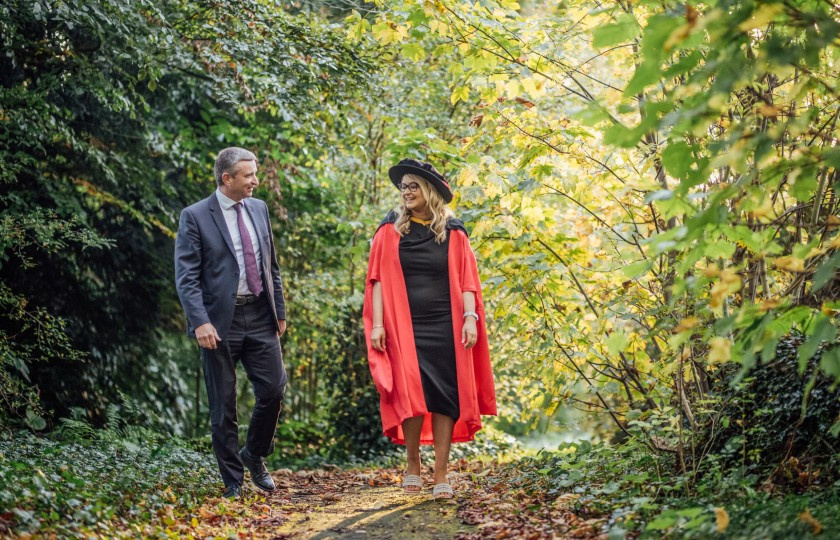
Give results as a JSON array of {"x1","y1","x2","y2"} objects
[{"x1": 215, "y1": 189, "x2": 263, "y2": 295}]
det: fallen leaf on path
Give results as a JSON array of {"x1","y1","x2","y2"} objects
[
  {"x1": 198, "y1": 507, "x2": 215, "y2": 519},
  {"x1": 715, "y1": 507, "x2": 730, "y2": 532},
  {"x1": 553, "y1": 493, "x2": 580, "y2": 508},
  {"x1": 799, "y1": 509, "x2": 822, "y2": 534}
]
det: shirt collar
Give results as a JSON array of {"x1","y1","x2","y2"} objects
[{"x1": 215, "y1": 188, "x2": 241, "y2": 211}]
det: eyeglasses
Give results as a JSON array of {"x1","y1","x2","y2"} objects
[{"x1": 398, "y1": 182, "x2": 420, "y2": 193}]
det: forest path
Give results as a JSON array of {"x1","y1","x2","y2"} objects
[
  {"x1": 187, "y1": 460, "x2": 599, "y2": 539},
  {"x1": 191, "y1": 465, "x2": 472, "y2": 539}
]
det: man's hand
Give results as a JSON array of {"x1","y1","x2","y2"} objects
[
  {"x1": 195, "y1": 322, "x2": 222, "y2": 349},
  {"x1": 277, "y1": 319, "x2": 287, "y2": 337}
]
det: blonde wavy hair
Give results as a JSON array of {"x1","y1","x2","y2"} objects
[{"x1": 393, "y1": 174, "x2": 453, "y2": 244}]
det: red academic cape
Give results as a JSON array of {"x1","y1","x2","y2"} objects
[{"x1": 363, "y1": 221, "x2": 497, "y2": 445}]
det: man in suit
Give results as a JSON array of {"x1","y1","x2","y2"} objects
[{"x1": 175, "y1": 147, "x2": 287, "y2": 499}]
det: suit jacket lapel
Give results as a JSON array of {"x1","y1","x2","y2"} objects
[{"x1": 207, "y1": 194, "x2": 236, "y2": 259}]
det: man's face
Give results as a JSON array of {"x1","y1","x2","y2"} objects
[{"x1": 223, "y1": 160, "x2": 258, "y2": 201}]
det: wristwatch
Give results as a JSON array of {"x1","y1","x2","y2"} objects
[{"x1": 463, "y1": 311, "x2": 479, "y2": 321}]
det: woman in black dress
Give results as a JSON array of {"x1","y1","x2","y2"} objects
[{"x1": 366, "y1": 158, "x2": 495, "y2": 499}]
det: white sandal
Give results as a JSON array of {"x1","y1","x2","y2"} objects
[
  {"x1": 402, "y1": 474, "x2": 423, "y2": 492},
  {"x1": 432, "y1": 483, "x2": 454, "y2": 499}
]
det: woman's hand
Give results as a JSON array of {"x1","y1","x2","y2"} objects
[
  {"x1": 462, "y1": 317, "x2": 478, "y2": 349},
  {"x1": 371, "y1": 326, "x2": 387, "y2": 351}
]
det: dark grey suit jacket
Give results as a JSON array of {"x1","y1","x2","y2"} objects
[{"x1": 174, "y1": 194, "x2": 286, "y2": 340}]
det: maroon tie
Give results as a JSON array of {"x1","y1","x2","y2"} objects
[{"x1": 233, "y1": 203, "x2": 262, "y2": 296}]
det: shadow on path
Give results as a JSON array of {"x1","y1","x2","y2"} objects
[{"x1": 281, "y1": 484, "x2": 471, "y2": 539}]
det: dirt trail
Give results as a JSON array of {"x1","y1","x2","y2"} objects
[
  {"x1": 190, "y1": 466, "x2": 478, "y2": 539},
  {"x1": 268, "y1": 468, "x2": 473, "y2": 539},
  {"x1": 184, "y1": 461, "x2": 594, "y2": 539}
]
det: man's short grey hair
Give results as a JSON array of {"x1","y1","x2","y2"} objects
[{"x1": 214, "y1": 147, "x2": 257, "y2": 186}]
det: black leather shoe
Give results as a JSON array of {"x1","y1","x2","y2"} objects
[
  {"x1": 223, "y1": 483, "x2": 242, "y2": 499},
  {"x1": 240, "y1": 447, "x2": 276, "y2": 492}
]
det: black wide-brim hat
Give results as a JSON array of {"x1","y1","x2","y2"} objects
[{"x1": 388, "y1": 158, "x2": 453, "y2": 203}]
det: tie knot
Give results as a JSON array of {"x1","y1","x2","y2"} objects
[{"x1": 233, "y1": 202, "x2": 242, "y2": 213}]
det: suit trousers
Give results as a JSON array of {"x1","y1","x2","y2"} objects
[{"x1": 201, "y1": 297, "x2": 287, "y2": 488}]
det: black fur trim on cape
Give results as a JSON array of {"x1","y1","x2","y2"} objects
[{"x1": 376, "y1": 210, "x2": 468, "y2": 236}]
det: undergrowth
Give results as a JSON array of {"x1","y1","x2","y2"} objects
[
  {"x1": 0, "y1": 409, "x2": 216, "y2": 537},
  {"x1": 495, "y1": 440, "x2": 840, "y2": 539},
  {"x1": 484, "y1": 335, "x2": 840, "y2": 538},
  {"x1": 269, "y1": 420, "x2": 522, "y2": 471}
]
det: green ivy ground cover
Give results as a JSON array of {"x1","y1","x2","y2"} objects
[
  {"x1": 0, "y1": 431, "x2": 216, "y2": 536},
  {"x1": 495, "y1": 440, "x2": 840, "y2": 539}
]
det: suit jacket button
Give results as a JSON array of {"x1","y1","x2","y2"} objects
[{"x1": 231, "y1": 293, "x2": 236, "y2": 298}]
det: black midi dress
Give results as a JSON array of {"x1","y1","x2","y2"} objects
[{"x1": 399, "y1": 219, "x2": 460, "y2": 420}]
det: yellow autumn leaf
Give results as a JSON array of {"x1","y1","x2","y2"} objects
[
  {"x1": 708, "y1": 337, "x2": 731, "y2": 365},
  {"x1": 806, "y1": 246, "x2": 825, "y2": 259},
  {"x1": 483, "y1": 182, "x2": 502, "y2": 199},
  {"x1": 499, "y1": 193, "x2": 518, "y2": 210},
  {"x1": 701, "y1": 264, "x2": 720, "y2": 278},
  {"x1": 773, "y1": 255, "x2": 806, "y2": 272},
  {"x1": 458, "y1": 167, "x2": 478, "y2": 187},
  {"x1": 756, "y1": 104, "x2": 782, "y2": 118},
  {"x1": 198, "y1": 506, "x2": 215, "y2": 519},
  {"x1": 191, "y1": 517, "x2": 199, "y2": 527},
  {"x1": 798, "y1": 509, "x2": 822, "y2": 535},
  {"x1": 521, "y1": 76, "x2": 545, "y2": 97},
  {"x1": 822, "y1": 303, "x2": 840, "y2": 316},
  {"x1": 451, "y1": 86, "x2": 470, "y2": 106},
  {"x1": 471, "y1": 219, "x2": 491, "y2": 238},
  {"x1": 715, "y1": 507, "x2": 730, "y2": 532},
  {"x1": 344, "y1": 11, "x2": 370, "y2": 42},
  {"x1": 737, "y1": 3, "x2": 784, "y2": 32},
  {"x1": 499, "y1": 215, "x2": 520, "y2": 236},
  {"x1": 428, "y1": 19, "x2": 449, "y2": 37},
  {"x1": 710, "y1": 269, "x2": 741, "y2": 310},
  {"x1": 673, "y1": 316, "x2": 700, "y2": 333},
  {"x1": 521, "y1": 205, "x2": 545, "y2": 226},
  {"x1": 758, "y1": 297, "x2": 782, "y2": 312},
  {"x1": 720, "y1": 268, "x2": 740, "y2": 286},
  {"x1": 371, "y1": 21, "x2": 407, "y2": 45}
]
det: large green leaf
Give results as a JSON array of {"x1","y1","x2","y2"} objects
[
  {"x1": 592, "y1": 14, "x2": 640, "y2": 48},
  {"x1": 624, "y1": 59, "x2": 661, "y2": 96},
  {"x1": 662, "y1": 141, "x2": 692, "y2": 178}
]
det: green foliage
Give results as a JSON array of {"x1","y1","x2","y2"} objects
[
  {"x1": 0, "y1": 210, "x2": 107, "y2": 427},
  {"x1": 495, "y1": 440, "x2": 840, "y2": 538},
  {"x1": 260, "y1": 31, "x2": 474, "y2": 458},
  {"x1": 0, "y1": 0, "x2": 377, "y2": 434},
  {"x1": 705, "y1": 334, "x2": 840, "y2": 475},
  {"x1": 446, "y1": 424, "x2": 520, "y2": 462},
  {"x1": 360, "y1": 0, "x2": 840, "y2": 464},
  {"x1": 0, "y1": 429, "x2": 216, "y2": 536}
]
